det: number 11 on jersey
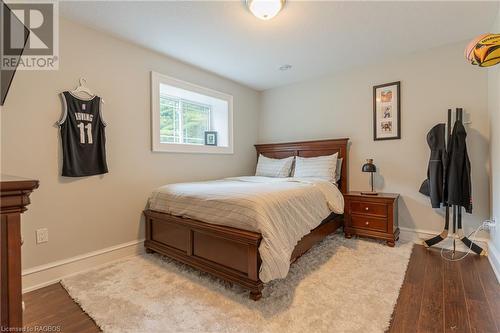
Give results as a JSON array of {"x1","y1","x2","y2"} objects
[{"x1": 77, "y1": 123, "x2": 93, "y2": 144}]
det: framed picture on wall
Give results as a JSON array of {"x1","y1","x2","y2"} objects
[
  {"x1": 204, "y1": 131, "x2": 218, "y2": 146},
  {"x1": 373, "y1": 81, "x2": 401, "y2": 140}
]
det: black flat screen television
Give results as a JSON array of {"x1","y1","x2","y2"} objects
[{"x1": 1, "y1": 0, "x2": 29, "y2": 106}]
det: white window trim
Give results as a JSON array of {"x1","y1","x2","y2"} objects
[{"x1": 151, "y1": 71, "x2": 234, "y2": 154}]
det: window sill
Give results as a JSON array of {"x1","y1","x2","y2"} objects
[{"x1": 152, "y1": 142, "x2": 233, "y2": 154}]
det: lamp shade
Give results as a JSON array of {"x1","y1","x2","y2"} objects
[{"x1": 362, "y1": 159, "x2": 376, "y2": 173}]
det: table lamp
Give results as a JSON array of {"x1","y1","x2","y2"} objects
[{"x1": 361, "y1": 159, "x2": 378, "y2": 195}]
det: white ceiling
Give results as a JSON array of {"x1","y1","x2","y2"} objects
[{"x1": 61, "y1": 1, "x2": 499, "y2": 91}]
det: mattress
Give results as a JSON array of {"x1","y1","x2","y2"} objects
[{"x1": 148, "y1": 176, "x2": 344, "y2": 282}]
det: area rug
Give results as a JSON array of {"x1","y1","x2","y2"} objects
[{"x1": 62, "y1": 233, "x2": 413, "y2": 333}]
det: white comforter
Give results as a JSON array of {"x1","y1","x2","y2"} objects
[{"x1": 148, "y1": 176, "x2": 344, "y2": 282}]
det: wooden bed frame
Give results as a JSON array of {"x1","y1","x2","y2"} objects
[{"x1": 143, "y1": 138, "x2": 349, "y2": 300}]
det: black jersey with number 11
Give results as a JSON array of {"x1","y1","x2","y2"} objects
[{"x1": 58, "y1": 91, "x2": 108, "y2": 177}]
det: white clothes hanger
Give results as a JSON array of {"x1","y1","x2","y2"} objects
[{"x1": 71, "y1": 77, "x2": 105, "y2": 104}]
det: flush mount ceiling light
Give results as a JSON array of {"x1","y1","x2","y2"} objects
[
  {"x1": 246, "y1": 0, "x2": 286, "y2": 20},
  {"x1": 279, "y1": 64, "x2": 292, "y2": 71}
]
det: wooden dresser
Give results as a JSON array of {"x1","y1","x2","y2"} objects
[
  {"x1": 1, "y1": 175, "x2": 39, "y2": 330},
  {"x1": 344, "y1": 191, "x2": 399, "y2": 247}
]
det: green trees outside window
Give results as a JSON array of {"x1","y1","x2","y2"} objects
[{"x1": 159, "y1": 95, "x2": 211, "y2": 145}]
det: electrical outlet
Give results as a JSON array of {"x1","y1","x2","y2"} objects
[{"x1": 36, "y1": 228, "x2": 48, "y2": 244}]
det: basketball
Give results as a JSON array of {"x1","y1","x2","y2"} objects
[{"x1": 465, "y1": 33, "x2": 500, "y2": 67}]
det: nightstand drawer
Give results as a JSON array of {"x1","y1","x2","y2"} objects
[
  {"x1": 350, "y1": 201, "x2": 388, "y2": 217},
  {"x1": 350, "y1": 214, "x2": 387, "y2": 232}
]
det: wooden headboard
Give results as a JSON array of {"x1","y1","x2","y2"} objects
[{"x1": 254, "y1": 138, "x2": 349, "y2": 194}]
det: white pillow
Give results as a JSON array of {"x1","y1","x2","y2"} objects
[
  {"x1": 294, "y1": 153, "x2": 338, "y2": 182},
  {"x1": 255, "y1": 155, "x2": 294, "y2": 178}
]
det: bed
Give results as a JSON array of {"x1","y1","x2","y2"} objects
[{"x1": 143, "y1": 138, "x2": 349, "y2": 300}]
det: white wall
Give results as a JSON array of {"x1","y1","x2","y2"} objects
[
  {"x1": 1, "y1": 19, "x2": 260, "y2": 271},
  {"x1": 260, "y1": 42, "x2": 490, "y2": 236},
  {"x1": 488, "y1": 7, "x2": 500, "y2": 279}
]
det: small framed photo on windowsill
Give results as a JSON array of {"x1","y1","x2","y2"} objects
[
  {"x1": 373, "y1": 81, "x2": 401, "y2": 141},
  {"x1": 204, "y1": 131, "x2": 218, "y2": 146}
]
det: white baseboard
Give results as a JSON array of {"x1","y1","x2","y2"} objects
[
  {"x1": 22, "y1": 239, "x2": 145, "y2": 293},
  {"x1": 487, "y1": 241, "x2": 500, "y2": 283},
  {"x1": 398, "y1": 226, "x2": 489, "y2": 252}
]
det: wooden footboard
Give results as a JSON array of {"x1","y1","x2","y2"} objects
[
  {"x1": 144, "y1": 209, "x2": 343, "y2": 300},
  {"x1": 144, "y1": 209, "x2": 264, "y2": 299}
]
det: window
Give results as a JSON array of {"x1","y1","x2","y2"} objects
[
  {"x1": 160, "y1": 96, "x2": 211, "y2": 145},
  {"x1": 151, "y1": 72, "x2": 233, "y2": 154}
]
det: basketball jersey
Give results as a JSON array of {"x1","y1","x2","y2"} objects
[{"x1": 58, "y1": 91, "x2": 108, "y2": 177}]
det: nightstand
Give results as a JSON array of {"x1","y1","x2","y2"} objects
[{"x1": 344, "y1": 191, "x2": 400, "y2": 247}]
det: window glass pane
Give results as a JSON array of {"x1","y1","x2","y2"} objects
[
  {"x1": 160, "y1": 95, "x2": 211, "y2": 145},
  {"x1": 182, "y1": 100, "x2": 210, "y2": 145},
  {"x1": 159, "y1": 96, "x2": 179, "y2": 143}
]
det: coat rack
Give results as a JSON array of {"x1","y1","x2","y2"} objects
[{"x1": 423, "y1": 108, "x2": 485, "y2": 257}]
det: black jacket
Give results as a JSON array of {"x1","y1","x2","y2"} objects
[
  {"x1": 445, "y1": 120, "x2": 473, "y2": 213},
  {"x1": 419, "y1": 124, "x2": 447, "y2": 208}
]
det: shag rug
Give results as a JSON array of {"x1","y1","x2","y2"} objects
[{"x1": 62, "y1": 233, "x2": 413, "y2": 333}]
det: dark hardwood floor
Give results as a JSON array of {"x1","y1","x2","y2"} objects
[
  {"x1": 22, "y1": 245, "x2": 499, "y2": 333},
  {"x1": 23, "y1": 283, "x2": 100, "y2": 333},
  {"x1": 388, "y1": 245, "x2": 499, "y2": 333}
]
